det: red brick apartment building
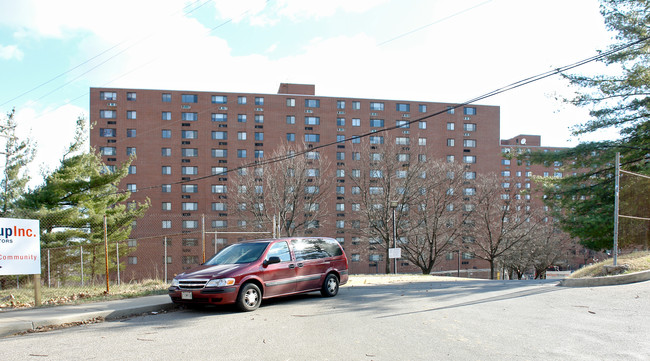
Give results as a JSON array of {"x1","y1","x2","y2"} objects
[{"x1": 89, "y1": 83, "x2": 567, "y2": 279}]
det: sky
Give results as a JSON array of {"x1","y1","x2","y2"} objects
[{"x1": 0, "y1": 0, "x2": 617, "y2": 186}]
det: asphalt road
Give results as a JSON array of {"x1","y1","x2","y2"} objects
[{"x1": 2, "y1": 279, "x2": 649, "y2": 361}]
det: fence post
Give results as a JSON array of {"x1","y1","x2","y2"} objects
[
  {"x1": 164, "y1": 236, "x2": 168, "y2": 283},
  {"x1": 33, "y1": 274, "x2": 41, "y2": 306},
  {"x1": 47, "y1": 249, "x2": 51, "y2": 288},
  {"x1": 80, "y1": 245, "x2": 84, "y2": 287},
  {"x1": 104, "y1": 214, "x2": 109, "y2": 293},
  {"x1": 116, "y1": 241, "x2": 120, "y2": 286},
  {"x1": 202, "y1": 214, "x2": 206, "y2": 263}
]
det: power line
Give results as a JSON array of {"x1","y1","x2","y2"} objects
[{"x1": 119, "y1": 35, "x2": 650, "y2": 195}]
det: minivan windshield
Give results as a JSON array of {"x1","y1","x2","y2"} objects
[{"x1": 204, "y1": 242, "x2": 269, "y2": 265}]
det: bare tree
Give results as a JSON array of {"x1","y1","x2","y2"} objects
[
  {"x1": 405, "y1": 158, "x2": 473, "y2": 274},
  {"x1": 347, "y1": 141, "x2": 427, "y2": 274},
  {"x1": 464, "y1": 174, "x2": 543, "y2": 279},
  {"x1": 230, "y1": 143, "x2": 331, "y2": 237}
]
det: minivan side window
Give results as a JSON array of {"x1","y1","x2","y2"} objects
[
  {"x1": 291, "y1": 238, "x2": 342, "y2": 261},
  {"x1": 266, "y1": 241, "x2": 292, "y2": 262}
]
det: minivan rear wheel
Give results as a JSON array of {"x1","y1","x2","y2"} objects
[
  {"x1": 236, "y1": 283, "x2": 261, "y2": 311},
  {"x1": 320, "y1": 274, "x2": 339, "y2": 297}
]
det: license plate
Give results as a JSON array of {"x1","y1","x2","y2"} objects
[{"x1": 182, "y1": 291, "x2": 193, "y2": 300}]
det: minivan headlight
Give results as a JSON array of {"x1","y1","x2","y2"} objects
[
  {"x1": 171, "y1": 279, "x2": 179, "y2": 287},
  {"x1": 206, "y1": 278, "x2": 236, "y2": 287}
]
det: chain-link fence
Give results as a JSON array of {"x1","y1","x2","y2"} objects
[{"x1": 0, "y1": 212, "x2": 273, "y2": 307}]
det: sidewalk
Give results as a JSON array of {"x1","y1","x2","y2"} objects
[{"x1": 0, "y1": 294, "x2": 175, "y2": 337}]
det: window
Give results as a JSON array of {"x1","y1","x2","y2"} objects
[
  {"x1": 212, "y1": 185, "x2": 227, "y2": 193},
  {"x1": 465, "y1": 172, "x2": 476, "y2": 179},
  {"x1": 162, "y1": 220, "x2": 172, "y2": 229},
  {"x1": 337, "y1": 100, "x2": 345, "y2": 109},
  {"x1": 447, "y1": 139, "x2": 455, "y2": 147},
  {"x1": 162, "y1": 184, "x2": 171, "y2": 193},
  {"x1": 352, "y1": 152, "x2": 361, "y2": 161},
  {"x1": 464, "y1": 123, "x2": 476, "y2": 131},
  {"x1": 183, "y1": 220, "x2": 198, "y2": 229},
  {"x1": 211, "y1": 131, "x2": 227, "y2": 140},
  {"x1": 127, "y1": 92, "x2": 136, "y2": 101},
  {"x1": 463, "y1": 139, "x2": 477, "y2": 148},
  {"x1": 352, "y1": 118, "x2": 360, "y2": 127},
  {"x1": 162, "y1": 112, "x2": 171, "y2": 120},
  {"x1": 237, "y1": 132, "x2": 247, "y2": 140},
  {"x1": 305, "y1": 134, "x2": 320, "y2": 142},
  {"x1": 419, "y1": 138, "x2": 427, "y2": 146},
  {"x1": 162, "y1": 166, "x2": 171, "y2": 175},
  {"x1": 182, "y1": 94, "x2": 198, "y2": 103},
  {"x1": 162, "y1": 93, "x2": 171, "y2": 102},
  {"x1": 212, "y1": 167, "x2": 227, "y2": 175},
  {"x1": 336, "y1": 169, "x2": 345, "y2": 177},
  {"x1": 447, "y1": 106, "x2": 455, "y2": 114},
  {"x1": 212, "y1": 202, "x2": 227, "y2": 211},
  {"x1": 182, "y1": 184, "x2": 198, "y2": 193},
  {"x1": 463, "y1": 188, "x2": 476, "y2": 196},
  {"x1": 306, "y1": 151, "x2": 320, "y2": 159},
  {"x1": 255, "y1": 115, "x2": 264, "y2": 123},
  {"x1": 502, "y1": 159, "x2": 510, "y2": 165},
  {"x1": 352, "y1": 101, "x2": 361, "y2": 110},
  {"x1": 336, "y1": 152, "x2": 345, "y2": 160},
  {"x1": 337, "y1": 118, "x2": 345, "y2": 126},
  {"x1": 182, "y1": 130, "x2": 198, "y2": 139},
  {"x1": 127, "y1": 184, "x2": 137, "y2": 192},
  {"x1": 255, "y1": 97, "x2": 264, "y2": 105},
  {"x1": 213, "y1": 220, "x2": 227, "y2": 228},
  {"x1": 100, "y1": 91, "x2": 117, "y2": 100},
  {"x1": 212, "y1": 95, "x2": 227, "y2": 104},
  {"x1": 100, "y1": 147, "x2": 116, "y2": 156},
  {"x1": 396, "y1": 103, "x2": 410, "y2": 112},
  {"x1": 162, "y1": 202, "x2": 171, "y2": 211},
  {"x1": 336, "y1": 203, "x2": 345, "y2": 211},
  {"x1": 305, "y1": 186, "x2": 319, "y2": 194},
  {"x1": 211, "y1": 113, "x2": 226, "y2": 122},
  {"x1": 126, "y1": 147, "x2": 136, "y2": 156},
  {"x1": 502, "y1": 171, "x2": 511, "y2": 177},
  {"x1": 447, "y1": 122, "x2": 455, "y2": 130},
  {"x1": 237, "y1": 96, "x2": 247, "y2": 104},
  {"x1": 464, "y1": 107, "x2": 477, "y2": 115},
  {"x1": 418, "y1": 154, "x2": 427, "y2": 162},
  {"x1": 162, "y1": 129, "x2": 171, "y2": 138},
  {"x1": 463, "y1": 155, "x2": 477, "y2": 164},
  {"x1": 336, "y1": 186, "x2": 345, "y2": 195},
  {"x1": 370, "y1": 102, "x2": 384, "y2": 111},
  {"x1": 254, "y1": 150, "x2": 264, "y2": 158},
  {"x1": 369, "y1": 136, "x2": 384, "y2": 144},
  {"x1": 128, "y1": 165, "x2": 136, "y2": 174},
  {"x1": 370, "y1": 170, "x2": 383, "y2": 178},
  {"x1": 212, "y1": 149, "x2": 227, "y2": 158},
  {"x1": 419, "y1": 104, "x2": 427, "y2": 113},
  {"x1": 370, "y1": 119, "x2": 384, "y2": 127},
  {"x1": 287, "y1": 133, "x2": 295, "y2": 142},
  {"x1": 336, "y1": 135, "x2": 345, "y2": 143},
  {"x1": 286, "y1": 98, "x2": 295, "y2": 107},
  {"x1": 182, "y1": 148, "x2": 198, "y2": 157},
  {"x1": 397, "y1": 154, "x2": 410, "y2": 162},
  {"x1": 100, "y1": 110, "x2": 116, "y2": 119},
  {"x1": 100, "y1": 128, "x2": 116, "y2": 137},
  {"x1": 395, "y1": 137, "x2": 409, "y2": 145},
  {"x1": 305, "y1": 116, "x2": 320, "y2": 125},
  {"x1": 286, "y1": 115, "x2": 296, "y2": 124},
  {"x1": 126, "y1": 111, "x2": 136, "y2": 119},
  {"x1": 182, "y1": 166, "x2": 198, "y2": 175},
  {"x1": 237, "y1": 114, "x2": 247, "y2": 123},
  {"x1": 126, "y1": 129, "x2": 136, "y2": 138},
  {"x1": 419, "y1": 121, "x2": 427, "y2": 129},
  {"x1": 336, "y1": 220, "x2": 345, "y2": 229},
  {"x1": 446, "y1": 155, "x2": 454, "y2": 163},
  {"x1": 182, "y1": 202, "x2": 198, "y2": 211},
  {"x1": 238, "y1": 149, "x2": 247, "y2": 158},
  {"x1": 305, "y1": 99, "x2": 320, "y2": 108}
]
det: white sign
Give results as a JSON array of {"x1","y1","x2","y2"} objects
[
  {"x1": 0, "y1": 218, "x2": 41, "y2": 275},
  {"x1": 389, "y1": 247, "x2": 401, "y2": 259}
]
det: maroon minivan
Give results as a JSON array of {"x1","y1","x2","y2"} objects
[{"x1": 168, "y1": 237, "x2": 349, "y2": 311}]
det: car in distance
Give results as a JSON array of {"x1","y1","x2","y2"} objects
[{"x1": 168, "y1": 237, "x2": 349, "y2": 311}]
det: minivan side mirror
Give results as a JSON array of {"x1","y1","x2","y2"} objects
[{"x1": 263, "y1": 256, "x2": 281, "y2": 267}]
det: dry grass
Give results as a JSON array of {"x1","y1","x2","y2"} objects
[
  {"x1": 569, "y1": 251, "x2": 650, "y2": 278},
  {"x1": 0, "y1": 279, "x2": 169, "y2": 309}
]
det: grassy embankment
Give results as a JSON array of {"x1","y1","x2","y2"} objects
[{"x1": 568, "y1": 251, "x2": 650, "y2": 278}]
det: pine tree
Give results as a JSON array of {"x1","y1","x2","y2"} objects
[
  {"x1": 529, "y1": 0, "x2": 650, "y2": 250},
  {"x1": 0, "y1": 109, "x2": 35, "y2": 217}
]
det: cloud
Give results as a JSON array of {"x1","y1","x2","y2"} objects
[{"x1": 0, "y1": 44, "x2": 23, "y2": 60}]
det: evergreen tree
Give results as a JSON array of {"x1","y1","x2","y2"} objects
[
  {"x1": 0, "y1": 109, "x2": 35, "y2": 217},
  {"x1": 19, "y1": 118, "x2": 150, "y2": 283},
  {"x1": 529, "y1": 0, "x2": 650, "y2": 250}
]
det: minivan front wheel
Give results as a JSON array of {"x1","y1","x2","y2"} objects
[
  {"x1": 236, "y1": 283, "x2": 261, "y2": 311},
  {"x1": 320, "y1": 274, "x2": 339, "y2": 297}
]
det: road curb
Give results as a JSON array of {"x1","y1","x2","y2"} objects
[{"x1": 558, "y1": 269, "x2": 650, "y2": 287}]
